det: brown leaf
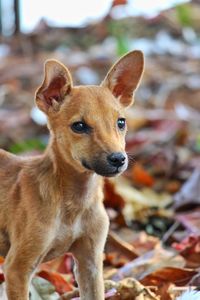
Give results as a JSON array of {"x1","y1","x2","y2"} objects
[
  {"x1": 174, "y1": 169, "x2": 200, "y2": 210},
  {"x1": 155, "y1": 282, "x2": 173, "y2": 300},
  {"x1": 104, "y1": 179, "x2": 125, "y2": 211},
  {"x1": 0, "y1": 257, "x2": 4, "y2": 264},
  {"x1": 110, "y1": 246, "x2": 185, "y2": 281},
  {"x1": 172, "y1": 235, "x2": 200, "y2": 268},
  {"x1": 37, "y1": 270, "x2": 73, "y2": 295},
  {"x1": 105, "y1": 278, "x2": 159, "y2": 300},
  {"x1": 112, "y1": 0, "x2": 127, "y2": 7},
  {"x1": 141, "y1": 267, "x2": 197, "y2": 286},
  {"x1": 131, "y1": 232, "x2": 160, "y2": 255},
  {"x1": 131, "y1": 163, "x2": 155, "y2": 187},
  {"x1": 40, "y1": 254, "x2": 73, "y2": 274},
  {"x1": 106, "y1": 231, "x2": 138, "y2": 260}
]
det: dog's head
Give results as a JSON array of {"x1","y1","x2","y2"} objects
[{"x1": 35, "y1": 51, "x2": 144, "y2": 177}]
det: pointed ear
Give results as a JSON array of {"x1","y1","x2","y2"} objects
[
  {"x1": 101, "y1": 50, "x2": 144, "y2": 107},
  {"x1": 35, "y1": 59, "x2": 73, "y2": 114}
]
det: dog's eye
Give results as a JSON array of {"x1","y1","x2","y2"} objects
[
  {"x1": 117, "y1": 118, "x2": 126, "y2": 130},
  {"x1": 71, "y1": 121, "x2": 91, "y2": 134}
]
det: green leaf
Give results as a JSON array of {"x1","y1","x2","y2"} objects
[
  {"x1": 116, "y1": 36, "x2": 129, "y2": 56},
  {"x1": 9, "y1": 138, "x2": 46, "y2": 154},
  {"x1": 195, "y1": 134, "x2": 200, "y2": 152},
  {"x1": 176, "y1": 4, "x2": 192, "y2": 27},
  {"x1": 108, "y1": 20, "x2": 129, "y2": 56}
]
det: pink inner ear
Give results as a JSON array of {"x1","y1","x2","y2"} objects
[
  {"x1": 113, "y1": 82, "x2": 124, "y2": 98},
  {"x1": 112, "y1": 70, "x2": 133, "y2": 98},
  {"x1": 43, "y1": 76, "x2": 66, "y2": 105}
]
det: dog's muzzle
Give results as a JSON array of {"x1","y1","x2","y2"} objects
[{"x1": 82, "y1": 152, "x2": 128, "y2": 177}]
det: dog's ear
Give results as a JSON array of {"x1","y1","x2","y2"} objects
[
  {"x1": 35, "y1": 60, "x2": 73, "y2": 113},
  {"x1": 101, "y1": 50, "x2": 144, "y2": 107}
]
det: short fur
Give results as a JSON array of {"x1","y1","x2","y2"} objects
[{"x1": 0, "y1": 50, "x2": 144, "y2": 300}]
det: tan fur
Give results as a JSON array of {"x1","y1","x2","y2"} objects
[{"x1": 0, "y1": 50, "x2": 144, "y2": 300}]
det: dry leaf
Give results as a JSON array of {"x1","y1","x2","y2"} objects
[
  {"x1": 110, "y1": 246, "x2": 185, "y2": 281},
  {"x1": 131, "y1": 163, "x2": 155, "y2": 187},
  {"x1": 37, "y1": 270, "x2": 73, "y2": 295},
  {"x1": 114, "y1": 178, "x2": 172, "y2": 221},
  {"x1": 141, "y1": 267, "x2": 197, "y2": 286}
]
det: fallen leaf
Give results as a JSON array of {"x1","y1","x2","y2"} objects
[
  {"x1": 110, "y1": 245, "x2": 185, "y2": 281},
  {"x1": 104, "y1": 179, "x2": 125, "y2": 211},
  {"x1": 131, "y1": 163, "x2": 155, "y2": 187},
  {"x1": 37, "y1": 270, "x2": 73, "y2": 295},
  {"x1": 105, "y1": 278, "x2": 159, "y2": 300},
  {"x1": 165, "y1": 180, "x2": 181, "y2": 194},
  {"x1": 30, "y1": 277, "x2": 60, "y2": 300},
  {"x1": 141, "y1": 267, "x2": 197, "y2": 286},
  {"x1": 0, "y1": 257, "x2": 4, "y2": 264},
  {"x1": 106, "y1": 231, "x2": 138, "y2": 261},
  {"x1": 39, "y1": 254, "x2": 74, "y2": 275},
  {"x1": 172, "y1": 235, "x2": 200, "y2": 268},
  {"x1": 114, "y1": 177, "x2": 172, "y2": 221},
  {"x1": 130, "y1": 231, "x2": 160, "y2": 255},
  {"x1": 155, "y1": 282, "x2": 173, "y2": 300},
  {"x1": 174, "y1": 169, "x2": 200, "y2": 210},
  {"x1": 112, "y1": 0, "x2": 127, "y2": 7},
  {"x1": 175, "y1": 210, "x2": 200, "y2": 235},
  {"x1": 60, "y1": 288, "x2": 79, "y2": 300}
]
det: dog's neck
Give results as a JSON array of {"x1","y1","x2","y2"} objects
[{"x1": 42, "y1": 136, "x2": 101, "y2": 200}]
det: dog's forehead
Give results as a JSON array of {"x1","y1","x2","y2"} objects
[{"x1": 69, "y1": 86, "x2": 122, "y2": 113}]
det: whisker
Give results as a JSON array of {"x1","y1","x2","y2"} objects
[
  {"x1": 126, "y1": 152, "x2": 136, "y2": 167},
  {"x1": 127, "y1": 153, "x2": 136, "y2": 161}
]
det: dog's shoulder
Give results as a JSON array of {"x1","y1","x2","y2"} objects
[
  {"x1": 0, "y1": 148, "x2": 17, "y2": 160},
  {"x1": 0, "y1": 149, "x2": 22, "y2": 169}
]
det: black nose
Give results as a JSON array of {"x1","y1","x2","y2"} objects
[{"x1": 107, "y1": 152, "x2": 126, "y2": 168}]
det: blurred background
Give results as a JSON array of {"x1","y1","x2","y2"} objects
[{"x1": 0, "y1": 1, "x2": 200, "y2": 299}]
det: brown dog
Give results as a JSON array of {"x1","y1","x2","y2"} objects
[{"x1": 0, "y1": 50, "x2": 144, "y2": 300}]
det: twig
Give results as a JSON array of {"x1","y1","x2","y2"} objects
[{"x1": 161, "y1": 221, "x2": 180, "y2": 245}]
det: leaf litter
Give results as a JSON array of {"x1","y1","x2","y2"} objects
[{"x1": 0, "y1": 1, "x2": 200, "y2": 299}]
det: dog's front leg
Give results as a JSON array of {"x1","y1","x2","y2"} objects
[
  {"x1": 4, "y1": 240, "x2": 47, "y2": 300},
  {"x1": 72, "y1": 239, "x2": 104, "y2": 300},
  {"x1": 70, "y1": 214, "x2": 109, "y2": 300}
]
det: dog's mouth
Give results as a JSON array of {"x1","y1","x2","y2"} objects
[
  {"x1": 82, "y1": 159, "x2": 127, "y2": 177},
  {"x1": 98, "y1": 168, "x2": 122, "y2": 177},
  {"x1": 82, "y1": 160, "x2": 92, "y2": 171}
]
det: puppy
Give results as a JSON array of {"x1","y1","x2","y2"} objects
[{"x1": 0, "y1": 50, "x2": 144, "y2": 300}]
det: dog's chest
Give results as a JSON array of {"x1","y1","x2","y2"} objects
[
  {"x1": 57, "y1": 214, "x2": 83, "y2": 242},
  {"x1": 45, "y1": 214, "x2": 83, "y2": 261}
]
